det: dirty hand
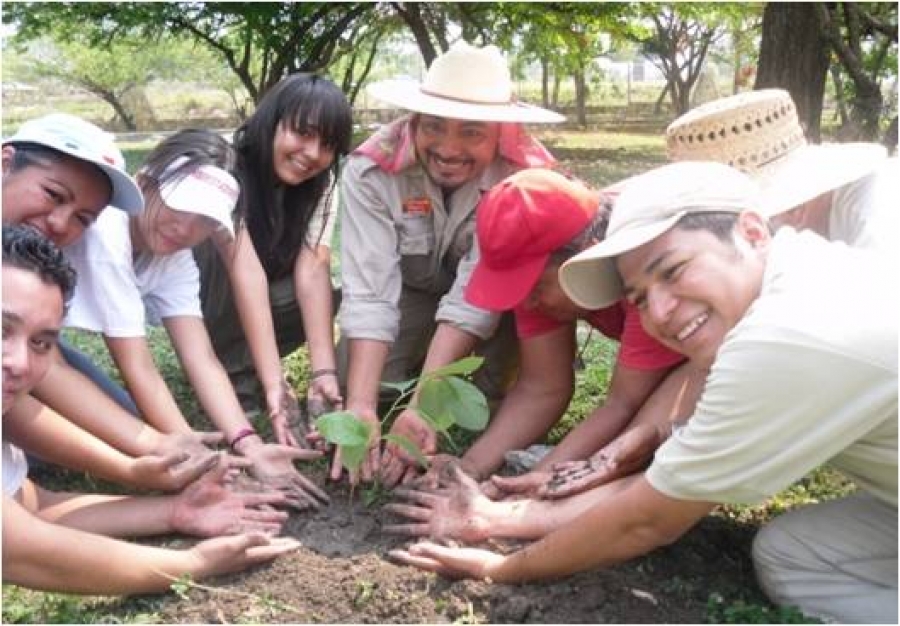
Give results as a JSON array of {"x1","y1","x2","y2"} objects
[
  {"x1": 266, "y1": 377, "x2": 303, "y2": 448},
  {"x1": 388, "y1": 541, "x2": 506, "y2": 581},
  {"x1": 304, "y1": 382, "x2": 343, "y2": 452},
  {"x1": 380, "y1": 408, "x2": 437, "y2": 489},
  {"x1": 150, "y1": 430, "x2": 222, "y2": 460},
  {"x1": 192, "y1": 532, "x2": 302, "y2": 577},
  {"x1": 488, "y1": 470, "x2": 554, "y2": 499},
  {"x1": 412, "y1": 454, "x2": 481, "y2": 491},
  {"x1": 170, "y1": 458, "x2": 289, "y2": 537},
  {"x1": 330, "y1": 405, "x2": 381, "y2": 485},
  {"x1": 128, "y1": 449, "x2": 222, "y2": 492},
  {"x1": 384, "y1": 463, "x2": 491, "y2": 543},
  {"x1": 239, "y1": 440, "x2": 329, "y2": 510},
  {"x1": 544, "y1": 423, "x2": 662, "y2": 499}
]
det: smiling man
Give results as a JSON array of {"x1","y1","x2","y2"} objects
[
  {"x1": 389, "y1": 161, "x2": 898, "y2": 624},
  {"x1": 337, "y1": 41, "x2": 564, "y2": 485}
]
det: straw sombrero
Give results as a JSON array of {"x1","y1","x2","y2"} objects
[
  {"x1": 367, "y1": 41, "x2": 565, "y2": 124},
  {"x1": 666, "y1": 89, "x2": 887, "y2": 217}
]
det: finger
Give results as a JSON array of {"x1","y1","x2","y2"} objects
[
  {"x1": 399, "y1": 464, "x2": 421, "y2": 486},
  {"x1": 383, "y1": 502, "x2": 431, "y2": 521},
  {"x1": 387, "y1": 549, "x2": 451, "y2": 575},
  {"x1": 223, "y1": 454, "x2": 254, "y2": 469},
  {"x1": 330, "y1": 449, "x2": 344, "y2": 481},
  {"x1": 382, "y1": 522, "x2": 432, "y2": 537},
  {"x1": 489, "y1": 474, "x2": 531, "y2": 494},
  {"x1": 392, "y1": 488, "x2": 441, "y2": 507},
  {"x1": 290, "y1": 474, "x2": 330, "y2": 504},
  {"x1": 244, "y1": 537, "x2": 302, "y2": 561},
  {"x1": 197, "y1": 431, "x2": 226, "y2": 446},
  {"x1": 278, "y1": 446, "x2": 324, "y2": 462},
  {"x1": 241, "y1": 492, "x2": 290, "y2": 509},
  {"x1": 160, "y1": 451, "x2": 191, "y2": 469},
  {"x1": 239, "y1": 520, "x2": 285, "y2": 535},
  {"x1": 240, "y1": 507, "x2": 290, "y2": 524}
]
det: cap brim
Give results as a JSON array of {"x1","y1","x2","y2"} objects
[
  {"x1": 368, "y1": 80, "x2": 565, "y2": 124},
  {"x1": 559, "y1": 213, "x2": 683, "y2": 309},
  {"x1": 758, "y1": 143, "x2": 887, "y2": 217},
  {"x1": 466, "y1": 254, "x2": 548, "y2": 311},
  {"x1": 97, "y1": 163, "x2": 144, "y2": 214}
]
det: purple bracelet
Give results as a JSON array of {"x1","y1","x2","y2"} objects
[{"x1": 229, "y1": 427, "x2": 257, "y2": 449}]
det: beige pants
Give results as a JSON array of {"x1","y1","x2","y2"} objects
[{"x1": 753, "y1": 492, "x2": 897, "y2": 623}]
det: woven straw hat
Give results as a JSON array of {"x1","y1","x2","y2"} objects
[
  {"x1": 367, "y1": 41, "x2": 564, "y2": 124},
  {"x1": 666, "y1": 89, "x2": 886, "y2": 217}
]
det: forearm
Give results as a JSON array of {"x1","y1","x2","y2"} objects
[
  {"x1": 463, "y1": 382, "x2": 570, "y2": 478},
  {"x1": 31, "y1": 360, "x2": 160, "y2": 456},
  {"x1": 346, "y1": 338, "x2": 390, "y2": 412},
  {"x1": 33, "y1": 487, "x2": 174, "y2": 538},
  {"x1": 3, "y1": 395, "x2": 149, "y2": 487},
  {"x1": 3, "y1": 497, "x2": 200, "y2": 595},
  {"x1": 296, "y1": 246, "x2": 337, "y2": 372},
  {"x1": 536, "y1": 403, "x2": 633, "y2": 470}
]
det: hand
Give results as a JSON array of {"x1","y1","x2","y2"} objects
[
  {"x1": 151, "y1": 430, "x2": 222, "y2": 460},
  {"x1": 388, "y1": 541, "x2": 506, "y2": 581},
  {"x1": 265, "y1": 377, "x2": 302, "y2": 447},
  {"x1": 169, "y1": 459, "x2": 289, "y2": 537},
  {"x1": 543, "y1": 423, "x2": 662, "y2": 499},
  {"x1": 302, "y1": 377, "x2": 344, "y2": 450},
  {"x1": 191, "y1": 532, "x2": 302, "y2": 577},
  {"x1": 488, "y1": 470, "x2": 554, "y2": 500},
  {"x1": 384, "y1": 463, "x2": 491, "y2": 543},
  {"x1": 411, "y1": 454, "x2": 481, "y2": 491},
  {"x1": 380, "y1": 408, "x2": 437, "y2": 488},
  {"x1": 330, "y1": 406, "x2": 380, "y2": 485},
  {"x1": 128, "y1": 450, "x2": 222, "y2": 492},
  {"x1": 237, "y1": 440, "x2": 330, "y2": 509}
]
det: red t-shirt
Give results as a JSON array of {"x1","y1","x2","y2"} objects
[{"x1": 515, "y1": 301, "x2": 685, "y2": 371}]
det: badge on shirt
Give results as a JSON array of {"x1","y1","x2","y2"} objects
[{"x1": 402, "y1": 196, "x2": 432, "y2": 216}]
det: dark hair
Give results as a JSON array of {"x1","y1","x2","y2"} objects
[
  {"x1": 2, "y1": 224, "x2": 77, "y2": 303},
  {"x1": 138, "y1": 129, "x2": 242, "y2": 231},
  {"x1": 233, "y1": 73, "x2": 352, "y2": 278},
  {"x1": 549, "y1": 193, "x2": 614, "y2": 265},
  {"x1": 6, "y1": 141, "x2": 74, "y2": 173},
  {"x1": 674, "y1": 211, "x2": 742, "y2": 242}
]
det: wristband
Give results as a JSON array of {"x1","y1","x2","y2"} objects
[
  {"x1": 310, "y1": 368, "x2": 338, "y2": 380},
  {"x1": 229, "y1": 427, "x2": 257, "y2": 449}
]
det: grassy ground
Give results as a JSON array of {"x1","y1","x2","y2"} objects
[{"x1": 2, "y1": 128, "x2": 852, "y2": 623}]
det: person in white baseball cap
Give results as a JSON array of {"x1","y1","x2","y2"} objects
[
  {"x1": 2, "y1": 113, "x2": 143, "y2": 247},
  {"x1": 51, "y1": 129, "x2": 329, "y2": 507},
  {"x1": 339, "y1": 40, "x2": 564, "y2": 487},
  {"x1": 666, "y1": 89, "x2": 895, "y2": 252},
  {"x1": 390, "y1": 160, "x2": 897, "y2": 625}
]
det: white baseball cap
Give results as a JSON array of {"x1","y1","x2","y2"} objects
[
  {"x1": 4, "y1": 113, "x2": 144, "y2": 214},
  {"x1": 559, "y1": 161, "x2": 760, "y2": 310},
  {"x1": 156, "y1": 157, "x2": 238, "y2": 236}
]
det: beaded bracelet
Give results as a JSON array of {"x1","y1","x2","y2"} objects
[
  {"x1": 229, "y1": 427, "x2": 257, "y2": 449},
  {"x1": 310, "y1": 368, "x2": 338, "y2": 380}
]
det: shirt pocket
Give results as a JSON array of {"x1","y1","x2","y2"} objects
[{"x1": 398, "y1": 217, "x2": 434, "y2": 256}]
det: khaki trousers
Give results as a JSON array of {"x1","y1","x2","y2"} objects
[{"x1": 753, "y1": 492, "x2": 897, "y2": 624}]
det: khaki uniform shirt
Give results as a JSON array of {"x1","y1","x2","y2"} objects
[{"x1": 340, "y1": 154, "x2": 517, "y2": 343}]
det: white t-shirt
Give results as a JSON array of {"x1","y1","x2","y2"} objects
[
  {"x1": 64, "y1": 210, "x2": 202, "y2": 337},
  {"x1": 830, "y1": 158, "x2": 898, "y2": 253},
  {"x1": 3, "y1": 440, "x2": 28, "y2": 497},
  {"x1": 647, "y1": 229, "x2": 898, "y2": 507}
]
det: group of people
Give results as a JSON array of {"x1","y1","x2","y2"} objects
[{"x1": 2, "y1": 40, "x2": 895, "y2": 622}]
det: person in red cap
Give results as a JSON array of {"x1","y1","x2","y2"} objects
[{"x1": 416, "y1": 168, "x2": 702, "y2": 492}]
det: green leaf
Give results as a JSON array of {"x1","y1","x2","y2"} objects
[
  {"x1": 380, "y1": 378, "x2": 417, "y2": 394},
  {"x1": 339, "y1": 443, "x2": 369, "y2": 473},
  {"x1": 416, "y1": 376, "x2": 489, "y2": 432},
  {"x1": 383, "y1": 433, "x2": 430, "y2": 469},
  {"x1": 315, "y1": 412, "x2": 372, "y2": 446},
  {"x1": 422, "y1": 356, "x2": 485, "y2": 379}
]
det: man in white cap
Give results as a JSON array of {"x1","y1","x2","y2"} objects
[
  {"x1": 389, "y1": 161, "x2": 897, "y2": 625},
  {"x1": 666, "y1": 88, "x2": 896, "y2": 252},
  {"x1": 338, "y1": 41, "x2": 563, "y2": 485}
]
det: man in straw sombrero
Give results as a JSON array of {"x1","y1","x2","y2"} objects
[
  {"x1": 337, "y1": 41, "x2": 564, "y2": 486},
  {"x1": 389, "y1": 161, "x2": 897, "y2": 625},
  {"x1": 666, "y1": 88, "x2": 896, "y2": 252}
]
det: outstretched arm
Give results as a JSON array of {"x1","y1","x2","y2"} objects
[{"x1": 3, "y1": 494, "x2": 299, "y2": 595}]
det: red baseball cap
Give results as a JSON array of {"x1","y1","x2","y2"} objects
[{"x1": 466, "y1": 168, "x2": 600, "y2": 311}]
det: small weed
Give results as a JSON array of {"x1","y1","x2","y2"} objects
[
  {"x1": 169, "y1": 574, "x2": 193, "y2": 601},
  {"x1": 706, "y1": 592, "x2": 821, "y2": 624},
  {"x1": 353, "y1": 580, "x2": 377, "y2": 608},
  {"x1": 362, "y1": 480, "x2": 391, "y2": 508},
  {"x1": 453, "y1": 601, "x2": 482, "y2": 624}
]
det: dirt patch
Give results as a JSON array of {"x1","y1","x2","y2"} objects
[{"x1": 143, "y1": 466, "x2": 768, "y2": 624}]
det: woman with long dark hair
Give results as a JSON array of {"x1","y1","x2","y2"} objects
[{"x1": 194, "y1": 73, "x2": 353, "y2": 447}]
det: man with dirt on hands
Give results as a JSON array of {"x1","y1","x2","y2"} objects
[
  {"x1": 389, "y1": 161, "x2": 898, "y2": 625},
  {"x1": 446, "y1": 167, "x2": 700, "y2": 496},
  {"x1": 337, "y1": 41, "x2": 563, "y2": 486},
  {"x1": 2, "y1": 225, "x2": 300, "y2": 595}
]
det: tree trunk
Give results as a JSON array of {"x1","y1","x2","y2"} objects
[
  {"x1": 573, "y1": 68, "x2": 588, "y2": 127},
  {"x1": 829, "y1": 64, "x2": 850, "y2": 126},
  {"x1": 392, "y1": 2, "x2": 438, "y2": 66},
  {"x1": 541, "y1": 58, "x2": 550, "y2": 108},
  {"x1": 755, "y1": 2, "x2": 830, "y2": 141}
]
